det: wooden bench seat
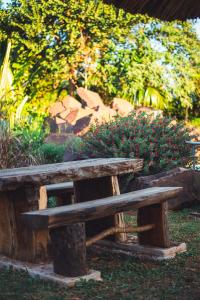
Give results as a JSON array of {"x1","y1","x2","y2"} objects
[
  {"x1": 22, "y1": 186, "x2": 182, "y2": 277},
  {"x1": 23, "y1": 186, "x2": 181, "y2": 230}
]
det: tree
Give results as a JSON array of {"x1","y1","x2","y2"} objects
[
  {"x1": 0, "y1": 0, "x2": 144, "y2": 117},
  {"x1": 88, "y1": 20, "x2": 200, "y2": 118}
]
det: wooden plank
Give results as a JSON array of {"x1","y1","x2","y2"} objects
[
  {"x1": 0, "y1": 158, "x2": 143, "y2": 191},
  {"x1": 45, "y1": 182, "x2": 74, "y2": 206},
  {"x1": 50, "y1": 223, "x2": 87, "y2": 276},
  {"x1": 46, "y1": 182, "x2": 73, "y2": 192},
  {"x1": 39, "y1": 186, "x2": 48, "y2": 210},
  {"x1": 22, "y1": 187, "x2": 182, "y2": 230},
  {"x1": 137, "y1": 202, "x2": 170, "y2": 248}
]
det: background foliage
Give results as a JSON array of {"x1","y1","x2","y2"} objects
[{"x1": 0, "y1": 0, "x2": 199, "y2": 125}]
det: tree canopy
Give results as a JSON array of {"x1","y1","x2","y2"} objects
[{"x1": 0, "y1": 0, "x2": 199, "y2": 123}]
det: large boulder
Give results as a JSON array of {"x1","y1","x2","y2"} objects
[
  {"x1": 72, "y1": 116, "x2": 92, "y2": 136},
  {"x1": 77, "y1": 87, "x2": 105, "y2": 109},
  {"x1": 55, "y1": 116, "x2": 66, "y2": 125},
  {"x1": 91, "y1": 107, "x2": 116, "y2": 124},
  {"x1": 129, "y1": 168, "x2": 200, "y2": 210},
  {"x1": 63, "y1": 135, "x2": 83, "y2": 161},
  {"x1": 63, "y1": 109, "x2": 79, "y2": 125},
  {"x1": 111, "y1": 98, "x2": 134, "y2": 116},
  {"x1": 62, "y1": 95, "x2": 82, "y2": 110},
  {"x1": 45, "y1": 133, "x2": 74, "y2": 144},
  {"x1": 76, "y1": 107, "x2": 94, "y2": 121},
  {"x1": 59, "y1": 109, "x2": 71, "y2": 120},
  {"x1": 49, "y1": 102, "x2": 65, "y2": 117}
]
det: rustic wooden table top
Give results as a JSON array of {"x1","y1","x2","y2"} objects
[{"x1": 0, "y1": 158, "x2": 143, "y2": 191}]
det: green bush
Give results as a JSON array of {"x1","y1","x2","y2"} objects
[
  {"x1": 36, "y1": 135, "x2": 83, "y2": 164},
  {"x1": 0, "y1": 121, "x2": 81, "y2": 168},
  {"x1": 39, "y1": 143, "x2": 66, "y2": 164},
  {"x1": 78, "y1": 113, "x2": 192, "y2": 175}
]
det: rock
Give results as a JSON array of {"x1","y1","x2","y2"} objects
[
  {"x1": 102, "y1": 107, "x2": 117, "y2": 118},
  {"x1": 77, "y1": 87, "x2": 105, "y2": 109},
  {"x1": 56, "y1": 117, "x2": 66, "y2": 125},
  {"x1": 76, "y1": 107, "x2": 94, "y2": 121},
  {"x1": 91, "y1": 107, "x2": 115, "y2": 125},
  {"x1": 64, "y1": 109, "x2": 79, "y2": 125},
  {"x1": 63, "y1": 148, "x2": 80, "y2": 162},
  {"x1": 45, "y1": 117, "x2": 58, "y2": 133},
  {"x1": 111, "y1": 98, "x2": 134, "y2": 116},
  {"x1": 129, "y1": 167, "x2": 200, "y2": 210},
  {"x1": 45, "y1": 133, "x2": 74, "y2": 145},
  {"x1": 49, "y1": 102, "x2": 65, "y2": 117},
  {"x1": 62, "y1": 96, "x2": 82, "y2": 110},
  {"x1": 72, "y1": 116, "x2": 92, "y2": 136},
  {"x1": 63, "y1": 135, "x2": 83, "y2": 161},
  {"x1": 59, "y1": 109, "x2": 71, "y2": 120}
]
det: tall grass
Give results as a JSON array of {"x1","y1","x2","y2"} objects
[{"x1": 0, "y1": 121, "x2": 43, "y2": 169}]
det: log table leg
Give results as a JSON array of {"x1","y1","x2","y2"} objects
[
  {"x1": 0, "y1": 186, "x2": 49, "y2": 262},
  {"x1": 137, "y1": 202, "x2": 170, "y2": 248},
  {"x1": 39, "y1": 185, "x2": 73, "y2": 207},
  {"x1": 50, "y1": 223, "x2": 87, "y2": 277},
  {"x1": 74, "y1": 176, "x2": 127, "y2": 242}
]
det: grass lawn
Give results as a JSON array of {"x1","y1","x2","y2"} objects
[{"x1": 0, "y1": 206, "x2": 200, "y2": 300}]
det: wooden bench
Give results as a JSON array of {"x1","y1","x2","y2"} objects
[{"x1": 22, "y1": 186, "x2": 182, "y2": 277}]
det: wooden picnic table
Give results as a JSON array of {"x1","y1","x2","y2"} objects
[{"x1": 0, "y1": 158, "x2": 143, "y2": 263}]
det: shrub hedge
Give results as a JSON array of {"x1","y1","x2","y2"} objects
[{"x1": 78, "y1": 113, "x2": 192, "y2": 174}]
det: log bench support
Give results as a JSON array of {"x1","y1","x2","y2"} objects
[
  {"x1": 22, "y1": 186, "x2": 183, "y2": 277},
  {"x1": 50, "y1": 223, "x2": 87, "y2": 277},
  {"x1": 138, "y1": 202, "x2": 170, "y2": 248}
]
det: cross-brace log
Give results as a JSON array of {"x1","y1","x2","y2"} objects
[{"x1": 86, "y1": 224, "x2": 155, "y2": 247}]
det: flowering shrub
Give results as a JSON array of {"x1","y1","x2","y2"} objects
[{"x1": 78, "y1": 113, "x2": 192, "y2": 174}]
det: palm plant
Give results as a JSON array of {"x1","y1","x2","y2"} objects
[
  {"x1": 0, "y1": 40, "x2": 28, "y2": 126},
  {"x1": 0, "y1": 40, "x2": 14, "y2": 103},
  {"x1": 0, "y1": 40, "x2": 16, "y2": 125},
  {"x1": 135, "y1": 87, "x2": 167, "y2": 110}
]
